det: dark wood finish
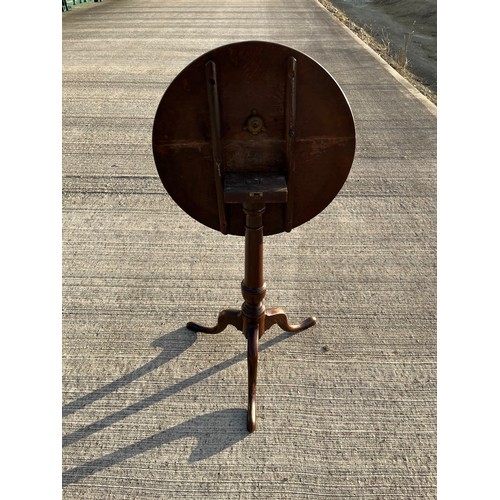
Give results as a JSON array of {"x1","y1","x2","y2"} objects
[
  {"x1": 152, "y1": 40, "x2": 355, "y2": 236},
  {"x1": 205, "y1": 60, "x2": 228, "y2": 234},
  {"x1": 186, "y1": 195, "x2": 316, "y2": 432},
  {"x1": 285, "y1": 56, "x2": 297, "y2": 231},
  {"x1": 152, "y1": 41, "x2": 355, "y2": 431}
]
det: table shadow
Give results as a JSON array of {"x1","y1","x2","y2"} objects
[
  {"x1": 63, "y1": 327, "x2": 197, "y2": 417},
  {"x1": 62, "y1": 325, "x2": 304, "y2": 486},
  {"x1": 63, "y1": 327, "x2": 294, "y2": 448},
  {"x1": 62, "y1": 408, "x2": 248, "y2": 486}
]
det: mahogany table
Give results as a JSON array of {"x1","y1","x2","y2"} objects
[{"x1": 152, "y1": 41, "x2": 355, "y2": 432}]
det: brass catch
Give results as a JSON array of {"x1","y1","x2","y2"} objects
[{"x1": 244, "y1": 109, "x2": 265, "y2": 135}]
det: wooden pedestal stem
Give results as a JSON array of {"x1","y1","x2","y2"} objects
[
  {"x1": 241, "y1": 201, "x2": 266, "y2": 432},
  {"x1": 186, "y1": 199, "x2": 317, "y2": 432}
]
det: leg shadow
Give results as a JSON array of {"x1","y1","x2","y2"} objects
[
  {"x1": 62, "y1": 408, "x2": 247, "y2": 487},
  {"x1": 63, "y1": 327, "x2": 197, "y2": 417},
  {"x1": 63, "y1": 329, "x2": 294, "y2": 448}
]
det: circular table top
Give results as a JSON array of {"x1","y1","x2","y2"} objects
[{"x1": 153, "y1": 41, "x2": 355, "y2": 236}]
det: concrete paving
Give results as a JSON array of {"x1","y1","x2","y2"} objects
[{"x1": 62, "y1": 0, "x2": 436, "y2": 497}]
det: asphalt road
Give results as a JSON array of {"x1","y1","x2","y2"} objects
[{"x1": 325, "y1": 0, "x2": 437, "y2": 92}]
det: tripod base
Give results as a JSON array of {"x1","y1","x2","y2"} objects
[
  {"x1": 186, "y1": 197, "x2": 316, "y2": 432},
  {"x1": 187, "y1": 307, "x2": 316, "y2": 432},
  {"x1": 187, "y1": 307, "x2": 316, "y2": 336}
]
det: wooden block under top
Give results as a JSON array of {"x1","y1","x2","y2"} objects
[{"x1": 223, "y1": 172, "x2": 288, "y2": 204}]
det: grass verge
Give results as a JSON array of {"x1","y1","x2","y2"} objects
[{"x1": 317, "y1": 0, "x2": 437, "y2": 105}]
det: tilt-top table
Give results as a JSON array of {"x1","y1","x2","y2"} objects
[{"x1": 152, "y1": 41, "x2": 355, "y2": 432}]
